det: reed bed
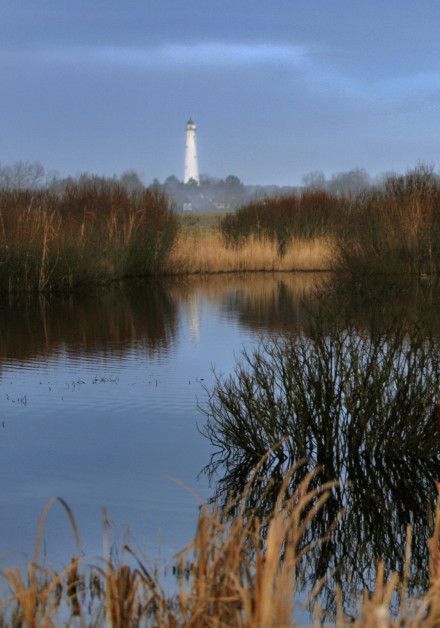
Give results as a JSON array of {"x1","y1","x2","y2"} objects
[
  {"x1": 220, "y1": 167, "x2": 440, "y2": 278},
  {"x1": 0, "y1": 473, "x2": 439, "y2": 626},
  {"x1": 2, "y1": 167, "x2": 440, "y2": 291},
  {"x1": 0, "y1": 184, "x2": 178, "y2": 292},
  {"x1": 336, "y1": 168, "x2": 440, "y2": 277},
  {"x1": 221, "y1": 190, "x2": 345, "y2": 248},
  {"x1": 169, "y1": 230, "x2": 335, "y2": 273}
]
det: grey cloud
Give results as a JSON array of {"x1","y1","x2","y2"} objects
[{"x1": 4, "y1": 41, "x2": 440, "y2": 106}]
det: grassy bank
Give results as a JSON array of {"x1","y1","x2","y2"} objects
[
  {"x1": 0, "y1": 184, "x2": 178, "y2": 292},
  {"x1": 1, "y1": 473, "x2": 439, "y2": 626}
]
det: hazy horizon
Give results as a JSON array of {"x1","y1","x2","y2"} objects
[{"x1": 1, "y1": 1, "x2": 440, "y2": 185}]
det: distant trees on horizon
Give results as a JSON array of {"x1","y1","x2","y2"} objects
[{"x1": 1, "y1": 159, "x2": 438, "y2": 213}]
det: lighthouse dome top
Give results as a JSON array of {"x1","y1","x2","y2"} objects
[{"x1": 186, "y1": 118, "x2": 196, "y2": 127}]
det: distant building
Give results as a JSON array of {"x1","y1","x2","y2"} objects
[{"x1": 184, "y1": 119, "x2": 200, "y2": 184}]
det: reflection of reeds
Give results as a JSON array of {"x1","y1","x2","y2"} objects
[
  {"x1": 1, "y1": 473, "x2": 439, "y2": 625},
  {"x1": 0, "y1": 274, "x2": 329, "y2": 371},
  {"x1": 204, "y1": 325, "x2": 440, "y2": 463},
  {"x1": 204, "y1": 331, "x2": 440, "y2": 482},
  {"x1": 167, "y1": 270, "x2": 326, "y2": 301},
  {"x1": 168, "y1": 271, "x2": 329, "y2": 335},
  {"x1": 202, "y1": 320, "x2": 440, "y2": 615},
  {"x1": 169, "y1": 231, "x2": 335, "y2": 273},
  {"x1": 0, "y1": 283, "x2": 178, "y2": 365}
]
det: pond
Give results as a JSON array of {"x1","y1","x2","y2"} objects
[
  {"x1": 0, "y1": 273, "x2": 439, "y2": 617},
  {"x1": 0, "y1": 275, "x2": 318, "y2": 560}
]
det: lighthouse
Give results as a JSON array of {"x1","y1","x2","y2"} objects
[{"x1": 184, "y1": 119, "x2": 199, "y2": 184}]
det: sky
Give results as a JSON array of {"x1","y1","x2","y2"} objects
[{"x1": 1, "y1": 1, "x2": 440, "y2": 185}]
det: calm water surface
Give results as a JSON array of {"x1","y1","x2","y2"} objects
[
  {"x1": 0, "y1": 274, "x2": 317, "y2": 566},
  {"x1": 0, "y1": 273, "x2": 438, "y2": 616}
]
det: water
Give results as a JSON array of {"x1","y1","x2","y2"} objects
[
  {"x1": 0, "y1": 275, "x2": 316, "y2": 565},
  {"x1": 0, "y1": 273, "x2": 438, "y2": 616}
]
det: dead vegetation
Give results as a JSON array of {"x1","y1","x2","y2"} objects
[{"x1": 0, "y1": 469, "x2": 439, "y2": 626}]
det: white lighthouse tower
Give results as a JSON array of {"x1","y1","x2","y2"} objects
[{"x1": 184, "y1": 119, "x2": 199, "y2": 184}]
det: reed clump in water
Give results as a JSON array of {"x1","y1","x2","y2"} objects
[
  {"x1": 202, "y1": 318, "x2": 440, "y2": 615},
  {"x1": 0, "y1": 182, "x2": 178, "y2": 292}
]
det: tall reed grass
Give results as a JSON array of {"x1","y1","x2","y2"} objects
[
  {"x1": 336, "y1": 167, "x2": 440, "y2": 277},
  {"x1": 220, "y1": 167, "x2": 440, "y2": 277},
  {"x1": 0, "y1": 183, "x2": 178, "y2": 292},
  {"x1": 0, "y1": 472, "x2": 439, "y2": 626},
  {"x1": 3, "y1": 166, "x2": 440, "y2": 290},
  {"x1": 221, "y1": 190, "x2": 345, "y2": 254}
]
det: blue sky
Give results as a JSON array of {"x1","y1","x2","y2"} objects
[{"x1": 1, "y1": 1, "x2": 440, "y2": 184}]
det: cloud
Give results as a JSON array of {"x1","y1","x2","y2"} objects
[
  {"x1": 3, "y1": 40, "x2": 440, "y2": 105},
  {"x1": 3, "y1": 42, "x2": 309, "y2": 69}
]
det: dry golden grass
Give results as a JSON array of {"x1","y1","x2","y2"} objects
[
  {"x1": 168, "y1": 230, "x2": 335, "y2": 274},
  {"x1": 1, "y1": 471, "x2": 439, "y2": 626}
]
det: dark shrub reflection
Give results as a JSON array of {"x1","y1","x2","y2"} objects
[{"x1": 202, "y1": 319, "x2": 440, "y2": 616}]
